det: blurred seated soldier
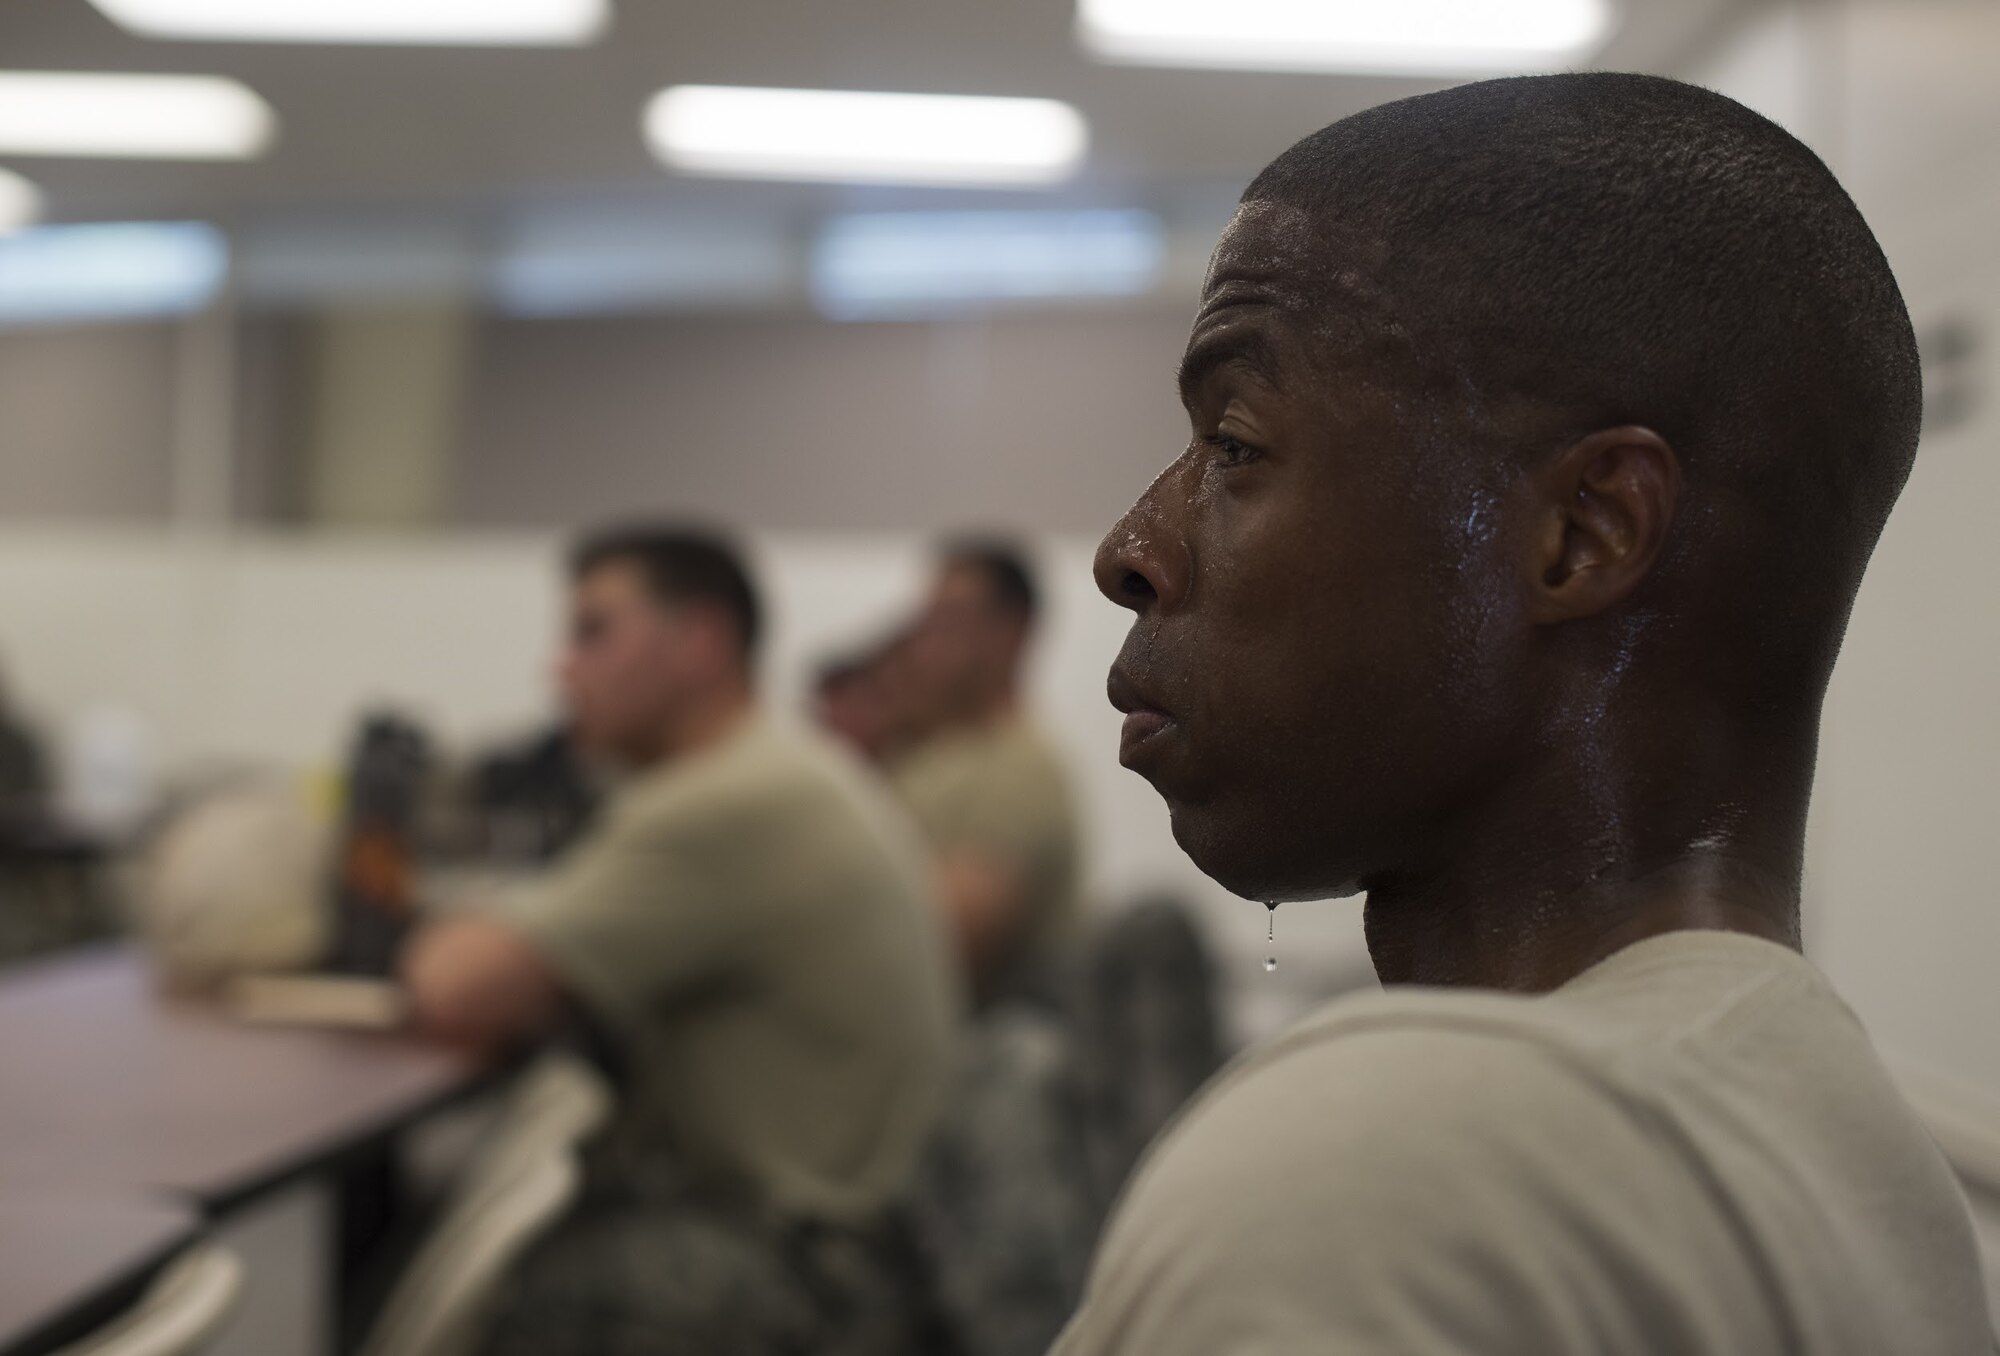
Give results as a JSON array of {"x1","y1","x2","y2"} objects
[
  {"x1": 400, "y1": 525, "x2": 957, "y2": 1356},
  {"x1": 812, "y1": 644, "x2": 899, "y2": 767},
  {"x1": 892, "y1": 541, "x2": 1082, "y2": 1010},
  {"x1": 811, "y1": 628, "x2": 929, "y2": 768}
]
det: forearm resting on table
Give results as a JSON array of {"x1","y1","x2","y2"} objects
[{"x1": 401, "y1": 914, "x2": 562, "y2": 1053}]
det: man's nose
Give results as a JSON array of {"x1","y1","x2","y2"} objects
[{"x1": 1093, "y1": 465, "x2": 1192, "y2": 615}]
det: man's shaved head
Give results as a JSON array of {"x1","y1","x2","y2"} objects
[
  {"x1": 1248, "y1": 72, "x2": 1917, "y2": 686},
  {"x1": 1099, "y1": 74, "x2": 1919, "y2": 978}
]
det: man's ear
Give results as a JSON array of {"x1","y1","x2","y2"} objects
[{"x1": 1525, "y1": 425, "x2": 1680, "y2": 624}]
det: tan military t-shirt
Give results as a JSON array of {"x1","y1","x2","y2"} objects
[
  {"x1": 1054, "y1": 929, "x2": 1992, "y2": 1355},
  {"x1": 890, "y1": 715, "x2": 1082, "y2": 998},
  {"x1": 507, "y1": 714, "x2": 958, "y2": 1224}
]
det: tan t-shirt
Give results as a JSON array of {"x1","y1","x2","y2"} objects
[
  {"x1": 890, "y1": 715, "x2": 1082, "y2": 998},
  {"x1": 508, "y1": 714, "x2": 958, "y2": 1224},
  {"x1": 1054, "y1": 929, "x2": 1992, "y2": 1355}
]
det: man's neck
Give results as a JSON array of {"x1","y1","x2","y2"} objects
[
  {"x1": 1360, "y1": 727, "x2": 1813, "y2": 994},
  {"x1": 652, "y1": 686, "x2": 754, "y2": 766},
  {"x1": 941, "y1": 685, "x2": 1020, "y2": 734},
  {"x1": 1363, "y1": 854, "x2": 1801, "y2": 993}
]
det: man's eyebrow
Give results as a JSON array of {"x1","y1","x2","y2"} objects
[{"x1": 1176, "y1": 330, "x2": 1283, "y2": 403}]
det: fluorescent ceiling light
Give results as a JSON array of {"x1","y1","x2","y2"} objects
[
  {"x1": 0, "y1": 222, "x2": 228, "y2": 326},
  {"x1": 813, "y1": 210, "x2": 1164, "y2": 319},
  {"x1": 646, "y1": 86, "x2": 1087, "y2": 188},
  {"x1": 0, "y1": 168, "x2": 42, "y2": 233},
  {"x1": 0, "y1": 73, "x2": 273, "y2": 160},
  {"x1": 87, "y1": 0, "x2": 608, "y2": 46},
  {"x1": 1077, "y1": 0, "x2": 1614, "y2": 75}
]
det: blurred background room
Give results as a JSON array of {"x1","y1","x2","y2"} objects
[{"x1": 0, "y1": 1, "x2": 1996, "y2": 1353}]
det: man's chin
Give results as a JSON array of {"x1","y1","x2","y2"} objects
[
  {"x1": 1165, "y1": 800, "x2": 1278, "y2": 899},
  {"x1": 1166, "y1": 799, "x2": 1365, "y2": 904}
]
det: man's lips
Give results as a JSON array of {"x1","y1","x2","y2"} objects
[
  {"x1": 1119, "y1": 709, "x2": 1173, "y2": 760},
  {"x1": 1109, "y1": 668, "x2": 1177, "y2": 765}
]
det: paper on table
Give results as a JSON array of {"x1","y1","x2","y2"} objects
[{"x1": 223, "y1": 973, "x2": 409, "y2": 1031}]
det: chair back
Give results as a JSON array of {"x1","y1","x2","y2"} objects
[
  {"x1": 356, "y1": 1051, "x2": 611, "y2": 1356},
  {"x1": 52, "y1": 1246, "x2": 245, "y2": 1356}
]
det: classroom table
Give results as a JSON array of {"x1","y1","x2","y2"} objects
[
  {"x1": 0, "y1": 945, "x2": 481, "y2": 1210},
  {"x1": 0, "y1": 1188, "x2": 199, "y2": 1356},
  {"x1": 0, "y1": 945, "x2": 489, "y2": 1356}
]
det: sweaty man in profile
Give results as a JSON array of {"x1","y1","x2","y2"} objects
[
  {"x1": 1057, "y1": 74, "x2": 1993, "y2": 1354},
  {"x1": 401, "y1": 527, "x2": 956, "y2": 1356}
]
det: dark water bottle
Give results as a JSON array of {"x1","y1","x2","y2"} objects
[{"x1": 326, "y1": 712, "x2": 432, "y2": 975}]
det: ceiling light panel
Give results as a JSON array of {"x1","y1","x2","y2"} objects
[
  {"x1": 0, "y1": 73, "x2": 274, "y2": 160},
  {"x1": 87, "y1": 0, "x2": 608, "y2": 45},
  {"x1": 1077, "y1": 0, "x2": 1615, "y2": 76},
  {"x1": 646, "y1": 86, "x2": 1087, "y2": 188}
]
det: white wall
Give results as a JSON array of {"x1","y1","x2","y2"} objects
[
  {"x1": 0, "y1": 527, "x2": 1373, "y2": 1044},
  {"x1": 1698, "y1": 0, "x2": 2000, "y2": 1102}
]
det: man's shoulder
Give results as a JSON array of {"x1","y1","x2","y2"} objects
[
  {"x1": 1067, "y1": 973, "x2": 1823, "y2": 1354},
  {"x1": 993, "y1": 715, "x2": 1074, "y2": 784},
  {"x1": 1137, "y1": 948, "x2": 1858, "y2": 1202},
  {"x1": 950, "y1": 716, "x2": 1079, "y2": 825},
  {"x1": 1268, "y1": 980, "x2": 1577, "y2": 1052},
  {"x1": 902, "y1": 713, "x2": 1069, "y2": 777},
  {"x1": 1065, "y1": 993, "x2": 1690, "y2": 1355},
  {"x1": 890, "y1": 723, "x2": 988, "y2": 790},
  {"x1": 614, "y1": 719, "x2": 852, "y2": 834},
  {"x1": 1155, "y1": 987, "x2": 1623, "y2": 1187},
  {"x1": 1064, "y1": 956, "x2": 1991, "y2": 1356},
  {"x1": 1110, "y1": 978, "x2": 1758, "y2": 1263}
]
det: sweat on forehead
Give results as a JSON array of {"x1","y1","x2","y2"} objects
[{"x1": 1197, "y1": 200, "x2": 1424, "y2": 397}]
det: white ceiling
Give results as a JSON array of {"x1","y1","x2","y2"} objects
[{"x1": 0, "y1": 0, "x2": 1760, "y2": 232}]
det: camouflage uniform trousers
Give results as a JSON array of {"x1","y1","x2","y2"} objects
[{"x1": 476, "y1": 1186, "x2": 936, "y2": 1356}]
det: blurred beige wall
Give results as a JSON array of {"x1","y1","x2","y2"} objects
[
  {"x1": 0, "y1": 304, "x2": 1196, "y2": 535},
  {"x1": 449, "y1": 306, "x2": 1194, "y2": 533},
  {"x1": 302, "y1": 303, "x2": 471, "y2": 528},
  {"x1": 0, "y1": 322, "x2": 177, "y2": 521}
]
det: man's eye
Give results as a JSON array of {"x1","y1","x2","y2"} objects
[{"x1": 1205, "y1": 433, "x2": 1261, "y2": 468}]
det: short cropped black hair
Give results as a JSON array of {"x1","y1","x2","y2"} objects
[
  {"x1": 1244, "y1": 73, "x2": 1920, "y2": 606},
  {"x1": 941, "y1": 538, "x2": 1039, "y2": 624},
  {"x1": 570, "y1": 525, "x2": 761, "y2": 661}
]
